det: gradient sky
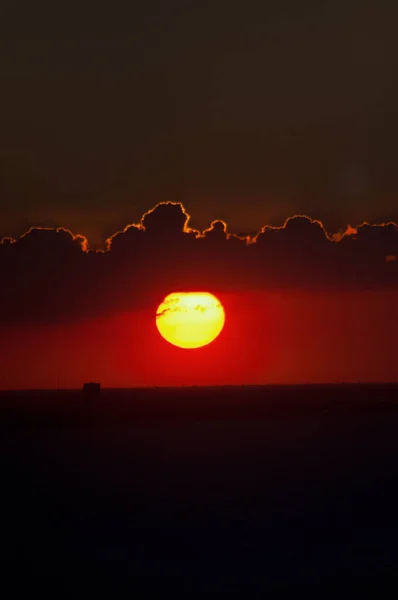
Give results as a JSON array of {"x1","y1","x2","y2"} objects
[
  {"x1": 2, "y1": 1, "x2": 398, "y2": 246},
  {"x1": 1, "y1": 2, "x2": 398, "y2": 388},
  {"x1": 0, "y1": 203, "x2": 397, "y2": 388}
]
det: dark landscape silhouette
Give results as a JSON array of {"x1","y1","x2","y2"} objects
[
  {"x1": 1, "y1": 383, "x2": 398, "y2": 586},
  {"x1": 1, "y1": 383, "x2": 398, "y2": 428}
]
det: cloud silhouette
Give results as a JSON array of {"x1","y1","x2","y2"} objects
[{"x1": 0, "y1": 202, "x2": 397, "y2": 325}]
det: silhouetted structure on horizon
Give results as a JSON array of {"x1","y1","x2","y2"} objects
[{"x1": 82, "y1": 382, "x2": 101, "y2": 402}]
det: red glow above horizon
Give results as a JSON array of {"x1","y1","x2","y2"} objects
[{"x1": 1, "y1": 289, "x2": 397, "y2": 390}]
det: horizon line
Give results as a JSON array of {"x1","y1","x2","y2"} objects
[{"x1": 1, "y1": 381, "x2": 397, "y2": 394}]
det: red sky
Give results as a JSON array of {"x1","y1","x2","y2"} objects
[
  {"x1": 2, "y1": 289, "x2": 397, "y2": 389},
  {"x1": 1, "y1": 202, "x2": 397, "y2": 389},
  {"x1": 2, "y1": 2, "x2": 398, "y2": 389}
]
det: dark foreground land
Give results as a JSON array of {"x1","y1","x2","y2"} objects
[
  {"x1": 1, "y1": 382, "x2": 398, "y2": 426},
  {"x1": 1, "y1": 384, "x2": 398, "y2": 587}
]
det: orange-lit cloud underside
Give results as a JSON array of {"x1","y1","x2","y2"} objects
[
  {"x1": 156, "y1": 292, "x2": 225, "y2": 349},
  {"x1": 1, "y1": 201, "x2": 397, "y2": 252}
]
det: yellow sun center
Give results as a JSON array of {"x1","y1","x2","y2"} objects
[{"x1": 156, "y1": 292, "x2": 225, "y2": 349}]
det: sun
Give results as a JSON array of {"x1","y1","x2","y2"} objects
[{"x1": 156, "y1": 292, "x2": 225, "y2": 349}]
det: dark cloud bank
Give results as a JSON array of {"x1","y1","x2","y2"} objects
[{"x1": 0, "y1": 203, "x2": 397, "y2": 325}]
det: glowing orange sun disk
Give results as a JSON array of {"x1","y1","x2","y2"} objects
[{"x1": 156, "y1": 292, "x2": 225, "y2": 349}]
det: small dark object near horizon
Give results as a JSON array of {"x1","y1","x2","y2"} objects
[{"x1": 82, "y1": 382, "x2": 101, "y2": 401}]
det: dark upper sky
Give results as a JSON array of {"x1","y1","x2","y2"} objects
[{"x1": 2, "y1": 0, "x2": 398, "y2": 246}]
